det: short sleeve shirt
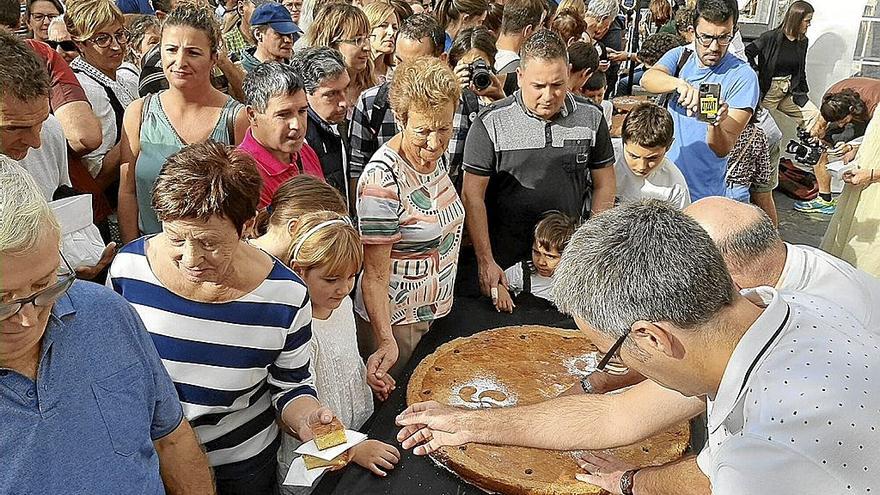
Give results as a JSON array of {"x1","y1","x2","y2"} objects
[
  {"x1": 25, "y1": 40, "x2": 89, "y2": 111},
  {"x1": 238, "y1": 129, "x2": 326, "y2": 209},
  {"x1": 656, "y1": 45, "x2": 759, "y2": 200},
  {"x1": 463, "y1": 93, "x2": 615, "y2": 268},
  {"x1": 355, "y1": 145, "x2": 465, "y2": 325},
  {"x1": 614, "y1": 155, "x2": 691, "y2": 208},
  {"x1": 0, "y1": 281, "x2": 183, "y2": 494}
]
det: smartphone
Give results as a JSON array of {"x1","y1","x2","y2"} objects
[{"x1": 698, "y1": 83, "x2": 721, "y2": 123}]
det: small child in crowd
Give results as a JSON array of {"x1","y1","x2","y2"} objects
[
  {"x1": 614, "y1": 102, "x2": 691, "y2": 208},
  {"x1": 580, "y1": 71, "x2": 613, "y2": 125},
  {"x1": 494, "y1": 212, "x2": 579, "y2": 313},
  {"x1": 277, "y1": 211, "x2": 399, "y2": 493}
]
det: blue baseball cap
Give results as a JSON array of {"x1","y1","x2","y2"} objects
[{"x1": 250, "y1": 3, "x2": 302, "y2": 36}]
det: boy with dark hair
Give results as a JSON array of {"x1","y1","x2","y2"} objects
[
  {"x1": 567, "y1": 40, "x2": 599, "y2": 93},
  {"x1": 580, "y1": 71, "x2": 612, "y2": 124},
  {"x1": 615, "y1": 102, "x2": 691, "y2": 208},
  {"x1": 494, "y1": 0, "x2": 546, "y2": 73},
  {"x1": 493, "y1": 212, "x2": 579, "y2": 312}
]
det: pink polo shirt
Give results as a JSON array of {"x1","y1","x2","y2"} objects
[{"x1": 238, "y1": 128, "x2": 325, "y2": 208}]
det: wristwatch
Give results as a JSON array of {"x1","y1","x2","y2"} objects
[
  {"x1": 580, "y1": 374, "x2": 594, "y2": 394},
  {"x1": 620, "y1": 469, "x2": 638, "y2": 495}
]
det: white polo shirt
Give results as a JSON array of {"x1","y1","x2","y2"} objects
[
  {"x1": 17, "y1": 114, "x2": 71, "y2": 201},
  {"x1": 614, "y1": 155, "x2": 691, "y2": 209},
  {"x1": 697, "y1": 287, "x2": 880, "y2": 494},
  {"x1": 777, "y1": 243, "x2": 880, "y2": 330}
]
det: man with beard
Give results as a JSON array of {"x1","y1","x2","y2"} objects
[
  {"x1": 641, "y1": 0, "x2": 758, "y2": 201},
  {"x1": 240, "y1": 62, "x2": 324, "y2": 209},
  {"x1": 291, "y1": 46, "x2": 351, "y2": 200}
]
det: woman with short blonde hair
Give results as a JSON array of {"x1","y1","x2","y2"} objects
[
  {"x1": 306, "y1": 3, "x2": 374, "y2": 110},
  {"x1": 363, "y1": 1, "x2": 399, "y2": 82},
  {"x1": 356, "y1": 56, "x2": 465, "y2": 385}
]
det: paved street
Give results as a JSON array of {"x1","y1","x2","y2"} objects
[{"x1": 775, "y1": 191, "x2": 833, "y2": 248}]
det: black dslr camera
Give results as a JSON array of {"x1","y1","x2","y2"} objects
[
  {"x1": 785, "y1": 127, "x2": 826, "y2": 166},
  {"x1": 468, "y1": 59, "x2": 493, "y2": 91}
]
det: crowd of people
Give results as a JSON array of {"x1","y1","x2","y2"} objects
[{"x1": 1, "y1": 0, "x2": 878, "y2": 493}]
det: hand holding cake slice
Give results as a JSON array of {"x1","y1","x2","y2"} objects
[{"x1": 311, "y1": 416, "x2": 348, "y2": 450}]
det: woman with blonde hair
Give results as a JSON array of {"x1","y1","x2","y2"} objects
[
  {"x1": 821, "y1": 107, "x2": 880, "y2": 276},
  {"x1": 356, "y1": 56, "x2": 465, "y2": 387},
  {"x1": 118, "y1": 2, "x2": 248, "y2": 242},
  {"x1": 276, "y1": 210, "x2": 400, "y2": 492},
  {"x1": 363, "y1": 2, "x2": 399, "y2": 83},
  {"x1": 65, "y1": 0, "x2": 139, "y2": 188},
  {"x1": 305, "y1": 3, "x2": 374, "y2": 111}
]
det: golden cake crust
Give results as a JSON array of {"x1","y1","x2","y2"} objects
[{"x1": 407, "y1": 325, "x2": 690, "y2": 495}]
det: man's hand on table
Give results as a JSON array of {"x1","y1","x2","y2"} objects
[
  {"x1": 576, "y1": 451, "x2": 637, "y2": 494},
  {"x1": 396, "y1": 401, "x2": 473, "y2": 455}
]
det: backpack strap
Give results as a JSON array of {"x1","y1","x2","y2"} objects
[
  {"x1": 73, "y1": 68, "x2": 125, "y2": 144},
  {"x1": 369, "y1": 82, "x2": 392, "y2": 137},
  {"x1": 658, "y1": 48, "x2": 693, "y2": 109},
  {"x1": 226, "y1": 102, "x2": 238, "y2": 144}
]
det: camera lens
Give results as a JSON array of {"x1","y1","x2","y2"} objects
[{"x1": 470, "y1": 59, "x2": 492, "y2": 91}]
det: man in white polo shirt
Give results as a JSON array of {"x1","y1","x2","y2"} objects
[
  {"x1": 686, "y1": 196, "x2": 880, "y2": 330},
  {"x1": 397, "y1": 200, "x2": 880, "y2": 494}
]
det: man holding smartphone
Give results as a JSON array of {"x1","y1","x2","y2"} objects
[{"x1": 641, "y1": 0, "x2": 759, "y2": 201}]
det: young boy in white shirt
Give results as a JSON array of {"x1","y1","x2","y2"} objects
[
  {"x1": 493, "y1": 212, "x2": 579, "y2": 313},
  {"x1": 615, "y1": 102, "x2": 691, "y2": 209}
]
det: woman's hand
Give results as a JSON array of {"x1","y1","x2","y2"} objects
[
  {"x1": 75, "y1": 242, "x2": 117, "y2": 280},
  {"x1": 843, "y1": 168, "x2": 876, "y2": 188},
  {"x1": 290, "y1": 405, "x2": 339, "y2": 442},
  {"x1": 366, "y1": 337, "x2": 399, "y2": 389},
  {"x1": 369, "y1": 370, "x2": 396, "y2": 402},
  {"x1": 350, "y1": 439, "x2": 401, "y2": 477}
]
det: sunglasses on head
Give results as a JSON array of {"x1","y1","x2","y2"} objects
[{"x1": 46, "y1": 40, "x2": 79, "y2": 52}]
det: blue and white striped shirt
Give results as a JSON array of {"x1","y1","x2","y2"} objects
[{"x1": 108, "y1": 237, "x2": 317, "y2": 469}]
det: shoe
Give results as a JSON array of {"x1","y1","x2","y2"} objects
[{"x1": 793, "y1": 197, "x2": 837, "y2": 215}]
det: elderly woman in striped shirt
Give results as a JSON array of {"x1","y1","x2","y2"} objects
[{"x1": 108, "y1": 141, "x2": 336, "y2": 495}]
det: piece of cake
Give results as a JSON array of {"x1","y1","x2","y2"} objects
[
  {"x1": 303, "y1": 452, "x2": 348, "y2": 470},
  {"x1": 311, "y1": 417, "x2": 347, "y2": 450}
]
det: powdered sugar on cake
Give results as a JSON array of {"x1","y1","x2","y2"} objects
[
  {"x1": 449, "y1": 376, "x2": 518, "y2": 409},
  {"x1": 563, "y1": 352, "x2": 599, "y2": 377}
]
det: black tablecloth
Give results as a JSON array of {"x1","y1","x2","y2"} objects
[{"x1": 313, "y1": 292, "x2": 577, "y2": 495}]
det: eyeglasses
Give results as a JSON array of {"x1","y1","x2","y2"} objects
[
  {"x1": 694, "y1": 31, "x2": 735, "y2": 47},
  {"x1": 0, "y1": 253, "x2": 75, "y2": 321},
  {"x1": 30, "y1": 12, "x2": 59, "y2": 23},
  {"x1": 596, "y1": 328, "x2": 631, "y2": 373},
  {"x1": 46, "y1": 40, "x2": 79, "y2": 52},
  {"x1": 90, "y1": 30, "x2": 129, "y2": 49},
  {"x1": 335, "y1": 35, "x2": 369, "y2": 47}
]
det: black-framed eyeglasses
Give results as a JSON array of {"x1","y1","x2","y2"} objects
[
  {"x1": 596, "y1": 328, "x2": 632, "y2": 372},
  {"x1": 0, "y1": 253, "x2": 75, "y2": 321},
  {"x1": 46, "y1": 40, "x2": 79, "y2": 52},
  {"x1": 694, "y1": 31, "x2": 735, "y2": 47},
  {"x1": 30, "y1": 12, "x2": 59, "y2": 23},
  {"x1": 90, "y1": 30, "x2": 129, "y2": 49}
]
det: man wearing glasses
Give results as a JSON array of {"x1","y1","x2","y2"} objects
[
  {"x1": 641, "y1": 0, "x2": 759, "y2": 202},
  {"x1": 0, "y1": 32, "x2": 213, "y2": 494},
  {"x1": 397, "y1": 200, "x2": 880, "y2": 494}
]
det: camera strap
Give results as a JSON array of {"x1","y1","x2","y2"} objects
[{"x1": 658, "y1": 48, "x2": 693, "y2": 109}]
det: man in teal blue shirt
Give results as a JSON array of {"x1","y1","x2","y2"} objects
[{"x1": 641, "y1": 0, "x2": 759, "y2": 201}]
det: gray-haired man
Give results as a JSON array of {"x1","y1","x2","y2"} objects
[
  {"x1": 398, "y1": 200, "x2": 880, "y2": 495},
  {"x1": 290, "y1": 46, "x2": 350, "y2": 200}
]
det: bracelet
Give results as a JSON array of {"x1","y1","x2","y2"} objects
[{"x1": 871, "y1": 169, "x2": 875, "y2": 183}]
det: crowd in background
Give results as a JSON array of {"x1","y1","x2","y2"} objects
[{"x1": 1, "y1": 0, "x2": 880, "y2": 493}]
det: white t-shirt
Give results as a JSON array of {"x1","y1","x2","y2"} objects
[
  {"x1": 504, "y1": 262, "x2": 555, "y2": 303},
  {"x1": 697, "y1": 287, "x2": 880, "y2": 494},
  {"x1": 777, "y1": 243, "x2": 880, "y2": 330},
  {"x1": 600, "y1": 100, "x2": 613, "y2": 128},
  {"x1": 16, "y1": 114, "x2": 71, "y2": 201},
  {"x1": 614, "y1": 154, "x2": 691, "y2": 208},
  {"x1": 494, "y1": 49, "x2": 520, "y2": 73}
]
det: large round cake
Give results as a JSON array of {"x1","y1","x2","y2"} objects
[{"x1": 407, "y1": 325, "x2": 690, "y2": 495}]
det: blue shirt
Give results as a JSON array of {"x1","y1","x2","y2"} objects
[
  {"x1": 656, "y1": 45, "x2": 759, "y2": 200},
  {"x1": 0, "y1": 281, "x2": 183, "y2": 494}
]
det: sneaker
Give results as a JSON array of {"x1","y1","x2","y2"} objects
[{"x1": 794, "y1": 197, "x2": 837, "y2": 215}]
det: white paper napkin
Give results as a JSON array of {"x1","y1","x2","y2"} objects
[
  {"x1": 283, "y1": 456, "x2": 330, "y2": 486},
  {"x1": 294, "y1": 430, "x2": 368, "y2": 461}
]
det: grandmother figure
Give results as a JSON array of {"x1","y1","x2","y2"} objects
[
  {"x1": 108, "y1": 141, "x2": 338, "y2": 495},
  {"x1": 355, "y1": 56, "x2": 466, "y2": 394},
  {"x1": 0, "y1": 161, "x2": 213, "y2": 493}
]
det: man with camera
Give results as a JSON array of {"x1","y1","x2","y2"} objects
[
  {"x1": 461, "y1": 29, "x2": 616, "y2": 302},
  {"x1": 641, "y1": 0, "x2": 759, "y2": 201}
]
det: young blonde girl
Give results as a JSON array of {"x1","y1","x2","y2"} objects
[{"x1": 277, "y1": 211, "x2": 399, "y2": 493}]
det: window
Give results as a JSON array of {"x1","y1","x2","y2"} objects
[{"x1": 853, "y1": 0, "x2": 880, "y2": 78}]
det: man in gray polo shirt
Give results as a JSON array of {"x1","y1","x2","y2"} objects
[{"x1": 461, "y1": 29, "x2": 616, "y2": 298}]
